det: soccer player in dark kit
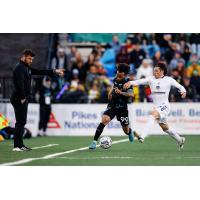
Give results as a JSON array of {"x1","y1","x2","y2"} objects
[
  {"x1": 89, "y1": 63, "x2": 141, "y2": 149},
  {"x1": 10, "y1": 49, "x2": 64, "y2": 152}
]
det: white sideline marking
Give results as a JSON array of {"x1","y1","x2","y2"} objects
[
  {"x1": 43, "y1": 138, "x2": 128, "y2": 159},
  {"x1": 0, "y1": 138, "x2": 129, "y2": 166},
  {"x1": 57, "y1": 156, "x2": 200, "y2": 160},
  {"x1": 9, "y1": 144, "x2": 59, "y2": 149},
  {"x1": 58, "y1": 156, "x2": 132, "y2": 160},
  {"x1": 32, "y1": 144, "x2": 59, "y2": 150}
]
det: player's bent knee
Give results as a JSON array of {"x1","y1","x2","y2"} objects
[
  {"x1": 122, "y1": 126, "x2": 129, "y2": 134},
  {"x1": 163, "y1": 127, "x2": 169, "y2": 131},
  {"x1": 102, "y1": 115, "x2": 111, "y2": 125},
  {"x1": 150, "y1": 110, "x2": 159, "y2": 119},
  {"x1": 160, "y1": 124, "x2": 169, "y2": 131},
  {"x1": 150, "y1": 110, "x2": 156, "y2": 116}
]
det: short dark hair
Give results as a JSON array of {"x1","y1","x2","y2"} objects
[
  {"x1": 155, "y1": 62, "x2": 168, "y2": 75},
  {"x1": 117, "y1": 63, "x2": 130, "y2": 74},
  {"x1": 22, "y1": 49, "x2": 35, "y2": 57}
]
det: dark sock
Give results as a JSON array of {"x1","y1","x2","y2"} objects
[
  {"x1": 128, "y1": 128, "x2": 132, "y2": 135},
  {"x1": 94, "y1": 123, "x2": 105, "y2": 141}
]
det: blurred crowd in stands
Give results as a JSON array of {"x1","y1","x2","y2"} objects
[{"x1": 34, "y1": 33, "x2": 200, "y2": 103}]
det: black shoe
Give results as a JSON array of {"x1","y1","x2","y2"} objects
[
  {"x1": 21, "y1": 145, "x2": 32, "y2": 151},
  {"x1": 13, "y1": 146, "x2": 32, "y2": 152}
]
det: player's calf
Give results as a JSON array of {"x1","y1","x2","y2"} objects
[
  {"x1": 101, "y1": 115, "x2": 111, "y2": 125},
  {"x1": 89, "y1": 119, "x2": 108, "y2": 150},
  {"x1": 94, "y1": 123, "x2": 106, "y2": 141},
  {"x1": 160, "y1": 123, "x2": 184, "y2": 150},
  {"x1": 122, "y1": 126, "x2": 134, "y2": 142}
]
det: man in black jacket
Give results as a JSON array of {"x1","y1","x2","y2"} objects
[{"x1": 10, "y1": 49, "x2": 64, "y2": 151}]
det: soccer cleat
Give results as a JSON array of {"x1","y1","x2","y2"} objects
[
  {"x1": 133, "y1": 131, "x2": 144, "y2": 143},
  {"x1": 138, "y1": 137, "x2": 144, "y2": 143},
  {"x1": 89, "y1": 141, "x2": 97, "y2": 150},
  {"x1": 178, "y1": 137, "x2": 185, "y2": 151},
  {"x1": 128, "y1": 131, "x2": 134, "y2": 142}
]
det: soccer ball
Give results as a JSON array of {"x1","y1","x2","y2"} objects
[{"x1": 99, "y1": 136, "x2": 112, "y2": 149}]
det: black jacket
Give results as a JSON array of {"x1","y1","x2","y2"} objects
[{"x1": 11, "y1": 60, "x2": 55, "y2": 100}]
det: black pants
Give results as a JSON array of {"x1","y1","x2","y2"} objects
[
  {"x1": 10, "y1": 98, "x2": 28, "y2": 148},
  {"x1": 39, "y1": 104, "x2": 51, "y2": 132}
]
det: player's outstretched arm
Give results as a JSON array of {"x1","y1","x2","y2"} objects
[
  {"x1": 114, "y1": 88, "x2": 133, "y2": 97},
  {"x1": 120, "y1": 90, "x2": 133, "y2": 97},
  {"x1": 170, "y1": 77, "x2": 186, "y2": 98},
  {"x1": 123, "y1": 77, "x2": 150, "y2": 90}
]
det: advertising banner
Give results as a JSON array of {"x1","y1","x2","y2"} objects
[
  {"x1": 2, "y1": 103, "x2": 200, "y2": 136},
  {"x1": 48, "y1": 103, "x2": 200, "y2": 136}
]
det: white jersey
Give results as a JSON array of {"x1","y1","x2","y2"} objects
[{"x1": 130, "y1": 76, "x2": 186, "y2": 107}]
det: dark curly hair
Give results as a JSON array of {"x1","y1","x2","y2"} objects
[
  {"x1": 22, "y1": 49, "x2": 35, "y2": 57},
  {"x1": 117, "y1": 63, "x2": 130, "y2": 75}
]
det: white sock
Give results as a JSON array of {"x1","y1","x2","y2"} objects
[
  {"x1": 165, "y1": 128, "x2": 182, "y2": 143},
  {"x1": 141, "y1": 115, "x2": 155, "y2": 139}
]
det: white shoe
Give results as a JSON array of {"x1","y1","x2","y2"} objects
[
  {"x1": 178, "y1": 137, "x2": 185, "y2": 151},
  {"x1": 13, "y1": 147, "x2": 23, "y2": 152},
  {"x1": 42, "y1": 131, "x2": 47, "y2": 136}
]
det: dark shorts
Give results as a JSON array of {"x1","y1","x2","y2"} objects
[{"x1": 103, "y1": 108, "x2": 129, "y2": 126}]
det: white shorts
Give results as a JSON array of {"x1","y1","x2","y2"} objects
[{"x1": 155, "y1": 103, "x2": 170, "y2": 124}]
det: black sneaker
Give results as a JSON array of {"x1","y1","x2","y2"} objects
[
  {"x1": 21, "y1": 145, "x2": 32, "y2": 151},
  {"x1": 13, "y1": 146, "x2": 32, "y2": 152}
]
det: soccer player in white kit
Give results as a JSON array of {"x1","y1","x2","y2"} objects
[{"x1": 124, "y1": 62, "x2": 186, "y2": 150}]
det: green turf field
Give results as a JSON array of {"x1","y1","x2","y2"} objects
[{"x1": 1, "y1": 135, "x2": 200, "y2": 166}]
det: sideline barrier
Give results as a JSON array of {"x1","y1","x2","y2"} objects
[{"x1": 2, "y1": 103, "x2": 200, "y2": 136}]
